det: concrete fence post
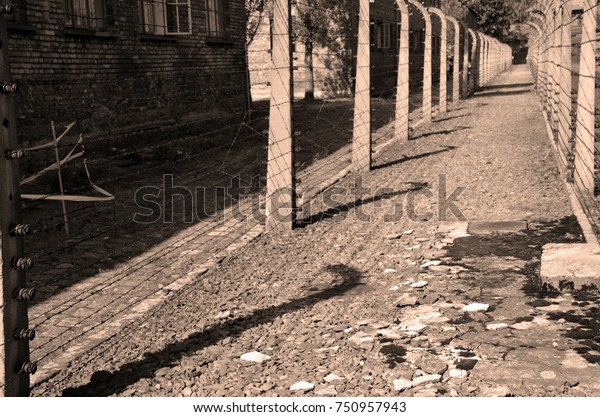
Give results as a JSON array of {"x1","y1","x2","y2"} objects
[
  {"x1": 352, "y1": 0, "x2": 372, "y2": 171},
  {"x1": 461, "y1": 24, "x2": 470, "y2": 99},
  {"x1": 527, "y1": 22, "x2": 542, "y2": 92},
  {"x1": 573, "y1": 0, "x2": 597, "y2": 195},
  {"x1": 265, "y1": 0, "x2": 296, "y2": 231},
  {"x1": 447, "y1": 16, "x2": 460, "y2": 103},
  {"x1": 395, "y1": 0, "x2": 410, "y2": 141},
  {"x1": 468, "y1": 29, "x2": 479, "y2": 94},
  {"x1": 550, "y1": 3, "x2": 560, "y2": 140},
  {"x1": 407, "y1": 0, "x2": 432, "y2": 124},
  {"x1": 477, "y1": 33, "x2": 486, "y2": 87},
  {"x1": 429, "y1": 7, "x2": 447, "y2": 113},
  {"x1": 557, "y1": 1, "x2": 573, "y2": 173}
]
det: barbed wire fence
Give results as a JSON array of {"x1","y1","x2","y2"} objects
[
  {"x1": 0, "y1": 0, "x2": 511, "y2": 396},
  {"x1": 528, "y1": 0, "x2": 600, "y2": 239}
]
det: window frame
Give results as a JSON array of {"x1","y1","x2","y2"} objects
[
  {"x1": 140, "y1": 0, "x2": 192, "y2": 36},
  {"x1": 205, "y1": 0, "x2": 229, "y2": 40},
  {"x1": 64, "y1": 0, "x2": 105, "y2": 30}
]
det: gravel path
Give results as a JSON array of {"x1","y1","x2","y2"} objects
[{"x1": 32, "y1": 65, "x2": 600, "y2": 397}]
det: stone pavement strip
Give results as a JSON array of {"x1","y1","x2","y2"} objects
[{"x1": 32, "y1": 65, "x2": 600, "y2": 397}]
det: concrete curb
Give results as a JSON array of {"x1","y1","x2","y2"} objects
[{"x1": 536, "y1": 92, "x2": 600, "y2": 290}]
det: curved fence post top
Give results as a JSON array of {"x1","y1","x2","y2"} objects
[
  {"x1": 394, "y1": 0, "x2": 409, "y2": 15},
  {"x1": 427, "y1": 6, "x2": 446, "y2": 20},
  {"x1": 446, "y1": 15, "x2": 460, "y2": 29},
  {"x1": 406, "y1": 0, "x2": 432, "y2": 23}
]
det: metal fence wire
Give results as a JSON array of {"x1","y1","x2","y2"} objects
[
  {"x1": 528, "y1": 0, "x2": 600, "y2": 238},
  {"x1": 0, "y1": 0, "x2": 511, "y2": 396}
]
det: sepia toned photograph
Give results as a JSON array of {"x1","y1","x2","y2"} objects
[{"x1": 0, "y1": 0, "x2": 599, "y2": 403}]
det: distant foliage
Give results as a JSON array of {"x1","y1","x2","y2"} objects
[
  {"x1": 466, "y1": 0, "x2": 536, "y2": 39},
  {"x1": 467, "y1": 0, "x2": 512, "y2": 38},
  {"x1": 246, "y1": 0, "x2": 269, "y2": 45}
]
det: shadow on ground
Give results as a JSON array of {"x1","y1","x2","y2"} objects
[
  {"x1": 445, "y1": 215, "x2": 600, "y2": 365},
  {"x1": 373, "y1": 146, "x2": 457, "y2": 171},
  {"x1": 61, "y1": 264, "x2": 364, "y2": 396},
  {"x1": 474, "y1": 89, "x2": 532, "y2": 98}
]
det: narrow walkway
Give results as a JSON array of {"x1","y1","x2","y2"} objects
[{"x1": 33, "y1": 65, "x2": 600, "y2": 397}]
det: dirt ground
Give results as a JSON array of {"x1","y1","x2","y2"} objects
[{"x1": 31, "y1": 65, "x2": 600, "y2": 397}]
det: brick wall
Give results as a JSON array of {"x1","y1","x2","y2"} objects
[{"x1": 6, "y1": 0, "x2": 248, "y2": 143}]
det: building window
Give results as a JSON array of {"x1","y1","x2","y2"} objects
[
  {"x1": 141, "y1": 0, "x2": 192, "y2": 35},
  {"x1": 206, "y1": 0, "x2": 228, "y2": 39},
  {"x1": 64, "y1": 0, "x2": 105, "y2": 29}
]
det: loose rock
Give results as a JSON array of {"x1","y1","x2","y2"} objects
[
  {"x1": 240, "y1": 351, "x2": 271, "y2": 363},
  {"x1": 462, "y1": 303, "x2": 490, "y2": 312},
  {"x1": 290, "y1": 381, "x2": 315, "y2": 392}
]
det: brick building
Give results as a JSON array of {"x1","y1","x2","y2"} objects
[{"x1": 5, "y1": 0, "x2": 248, "y2": 142}]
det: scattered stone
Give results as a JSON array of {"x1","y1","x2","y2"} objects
[
  {"x1": 394, "y1": 294, "x2": 419, "y2": 308},
  {"x1": 182, "y1": 387, "x2": 193, "y2": 397},
  {"x1": 393, "y1": 378, "x2": 413, "y2": 392},
  {"x1": 386, "y1": 234, "x2": 403, "y2": 240},
  {"x1": 480, "y1": 385, "x2": 511, "y2": 397},
  {"x1": 416, "y1": 353, "x2": 448, "y2": 375},
  {"x1": 403, "y1": 230, "x2": 415, "y2": 235},
  {"x1": 343, "y1": 327, "x2": 354, "y2": 334},
  {"x1": 407, "y1": 244, "x2": 422, "y2": 251},
  {"x1": 215, "y1": 310, "x2": 231, "y2": 320},
  {"x1": 384, "y1": 269, "x2": 397, "y2": 274},
  {"x1": 449, "y1": 369, "x2": 468, "y2": 378},
  {"x1": 420, "y1": 260, "x2": 442, "y2": 268},
  {"x1": 462, "y1": 303, "x2": 489, "y2": 312},
  {"x1": 389, "y1": 285, "x2": 401, "y2": 291},
  {"x1": 414, "y1": 388, "x2": 438, "y2": 397},
  {"x1": 240, "y1": 351, "x2": 271, "y2": 363},
  {"x1": 428, "y1": 265, "x2": 451, "y2": 272},
  {"x1": 510, "y1": 322, "x2": 532, "y2": 330},
  {"x1": 259, "y1": 382, "x2": 274, "y2": 392},
  {"x1": 324, "y1": 373, "x2": 344, "y2": 382},
  {"x1": 290, "y1": 381, "x2": 315, "y2": 392},
  {"x1": 314, "y1": 385, "x2": 337, "y2": 396},
  {"x1": 348, "y1": 332, "x2": 375, "y2": 346},
  {"x1": 333, "y1": 324, "x2": 347, "y2": 332},
  {"x1": 397, "y1": 323, "x2": 428, "y2": 333},
  {"x1": 412, "y1": 374, "x2": 442, "y2": 387},
  {"x1": 486, "y1": 323, "x2": 509, "y2": 331},
  {"x1": 541, "y1": 371, "x2": 556, "y2": 379},
  {"x1": 377, "y1": 329, "x2": 403, "y2": 340},
  {"x1": 411, "y1": 281, "x2": 429, "y2": 289}
]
